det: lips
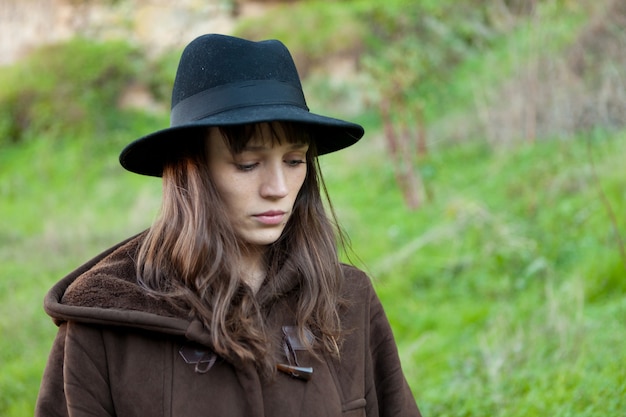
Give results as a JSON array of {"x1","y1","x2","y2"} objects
[{"x1": 253, "y1": 210, "x2": 287, "y2": 225}]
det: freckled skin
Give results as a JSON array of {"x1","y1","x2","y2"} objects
[{"x1": 206, "y1": 124, "x2": 308, "y2": 249}]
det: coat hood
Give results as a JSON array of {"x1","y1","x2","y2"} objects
[
  {"x1": 44, "y1": 233, "x2": 308, "y2": 348},
  {"x1": 44, "y1": 234, "x2": 193, "y2": 338}
]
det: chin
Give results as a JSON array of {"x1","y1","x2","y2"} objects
[{"x1": 241, "y1": 233, "x2": 283, "y2": 248}]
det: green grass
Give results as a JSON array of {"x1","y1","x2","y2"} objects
[
  {"x1": 0, "y1": 134, "x2": 162, "y2": 415},
  {"x1": 322, "y1": 132, "x2": 626, "y2": 416}
]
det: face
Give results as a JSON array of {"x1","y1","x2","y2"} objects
[{"x1": 207, "y1": 123, "x2": 309, "y2": 249}]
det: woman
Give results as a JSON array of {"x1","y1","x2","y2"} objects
[{"x1": 35, "y1": 34, "x2": 421, "y2": 417}]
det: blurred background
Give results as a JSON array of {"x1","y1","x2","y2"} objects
[{"x1": 1, "y1": 0, "x2": 625, "y2": 415}]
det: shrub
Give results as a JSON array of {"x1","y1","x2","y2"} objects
[{"x1": 0, "y1": 38, "x2": 145, "y2": 146}]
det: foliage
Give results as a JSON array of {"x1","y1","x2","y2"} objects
[
  {"x1": 0, "y1": 37, "x2": 153, "y2": 147},
  {"x1": 324, "y1": 131, "x2": 626, "y2": 416},
  {"x1": 234, "y1": 1, "x2": 367, "y2": 76},
  {"x1": 356, "y1": 0, "x2": 601, "y2": 133}
]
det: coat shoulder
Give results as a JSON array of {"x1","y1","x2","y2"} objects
[{"x1": 340, "y1": 263, "x2": 375, "y2": 299}]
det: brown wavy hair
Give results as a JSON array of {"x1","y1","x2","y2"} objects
[{"x1": 136, "y1": 122, "x2": 345, "y2": 377}]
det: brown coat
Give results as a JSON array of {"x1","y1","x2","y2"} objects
[{"x1": 35, "y1": 235, "x2": 421, "y2": 417}]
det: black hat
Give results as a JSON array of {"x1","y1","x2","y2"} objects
[{"x1": 119, "y1": 34, "x2": 365, "y2": 177}]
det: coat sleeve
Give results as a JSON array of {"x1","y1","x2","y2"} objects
[
  {"x1": 35, "y1": 322, "x2": 116, "y2": 417},
  {"x1": 365, "y1": 283, "x2": 422, "y2": 417},
  {"x1": 35, "y1": 323, "x2": 69, "y2": 417}
]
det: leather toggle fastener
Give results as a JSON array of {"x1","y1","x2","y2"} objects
[
  {"x1": 276, "y1": 363, "x2": 313, "y2": 381},
  {"x1": 277, "y1": 326, "x2": 314, "y2": 381}
]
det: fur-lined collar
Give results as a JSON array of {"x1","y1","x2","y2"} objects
[
  {"x1": 61, "y1": 235, "x2": 186, "y2": 319},
  {"x1": 44, "y1": 233, "x2": 302, "y2": 335}
]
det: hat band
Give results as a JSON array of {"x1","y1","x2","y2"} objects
[{"x1": 170, "y1": 80, "x2": 309, "y2": 126}]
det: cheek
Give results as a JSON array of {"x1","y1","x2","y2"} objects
[
  {"x1": 211, "y1": 173, "x2": 242, "y2": 211},
  {"x1": 293, "y1": 169, "x2": 308, "y2": 192},
  {"x1": 220, "y1": 182, "x2": 250, "y2": 212}
]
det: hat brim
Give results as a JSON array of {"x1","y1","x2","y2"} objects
[{"x1": 119, "y1": 104, "x2": 364, "y2": 177}]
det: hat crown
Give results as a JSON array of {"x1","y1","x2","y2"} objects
[
  {"x1": 171, "y1": 34, "x2": 303, "y2": 109},
  {"x1": 119, "y1": 34, "x2": 364, "y2": 177}
]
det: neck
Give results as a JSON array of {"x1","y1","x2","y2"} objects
[{"x1": 240, "y1": 245, "x2": 267, "y2": 293}]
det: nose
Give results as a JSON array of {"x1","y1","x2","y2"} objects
[{"x1": 260, "y1": 163, "x2": 288, "y2": 199}]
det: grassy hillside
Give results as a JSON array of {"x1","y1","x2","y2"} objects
[
  {"x1": 324, "y1": 132, "x2": 626, "y2": 416},
  {"x1": 1, "y1": 0, "x2": 625, "y2": 415}
]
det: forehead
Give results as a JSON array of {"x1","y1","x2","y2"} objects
[{"x1": 214, "y1": 122, "x2": 311, "y2": 154}]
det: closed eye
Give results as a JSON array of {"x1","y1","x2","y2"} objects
[
  {"x1": 235, "y1": 162, "x2": 259, "y2": 172},
  {"x1": 286, "y1": 159, "x2": 306, "y2": 167}
]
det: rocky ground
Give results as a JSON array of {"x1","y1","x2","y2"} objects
[{"x1": 0, "y1": 0, "x2": 277, "y2": 66}]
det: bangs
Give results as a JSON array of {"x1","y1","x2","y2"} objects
[{"x1": 217, "y1": 122, "x2": 313, "y2": 155}]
